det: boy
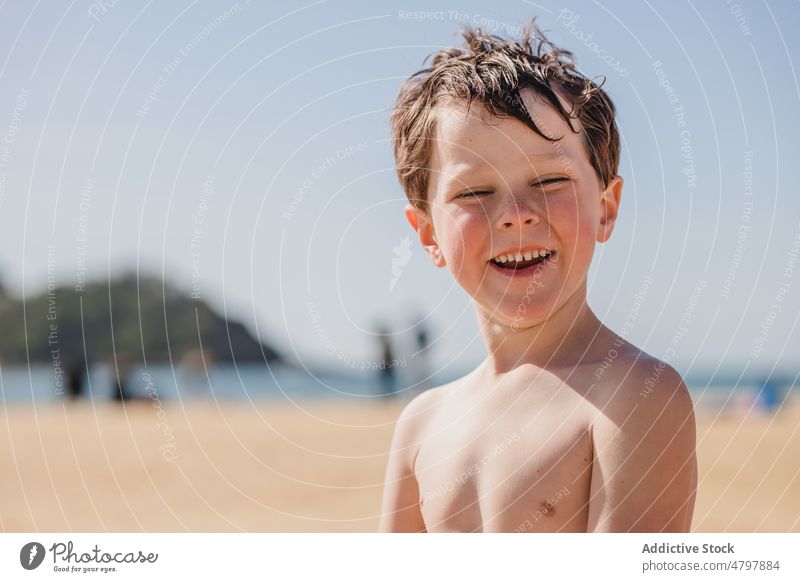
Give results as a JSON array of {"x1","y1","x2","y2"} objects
[{"x1": 378, "y1": 22, "x2": 697, "y2": 532}]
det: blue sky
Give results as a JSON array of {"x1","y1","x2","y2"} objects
[{"x1": 0, "y1": 0, "x2": 797, "y2": 380}]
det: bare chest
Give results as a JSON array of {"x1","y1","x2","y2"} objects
[{"x1": 414, "y1": 391, "x2": 594, "y2": 532}]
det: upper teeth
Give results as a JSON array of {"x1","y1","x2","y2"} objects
[{"x1": 493, "y1": 249, "x2": 552, "y2": 263}]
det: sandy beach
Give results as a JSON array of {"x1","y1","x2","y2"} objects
[{"x1": 1, "y1": 396, "x2": 797, "y2": 532}]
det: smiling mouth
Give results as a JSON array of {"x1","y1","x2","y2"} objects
[{"x1": 490, "y1": 250, "x2": 556, "y2": 270}]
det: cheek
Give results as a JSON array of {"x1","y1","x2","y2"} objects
[
  {"x1": 544, "y1": 193, "x2": 575, "y2": 235},
  {"x1": 437, "y1": 209, "x2": 489, "y2": 264},
  {"x1": 551, "y1": 190, "x2": 594, "y2": 237},
  {"x1": 554, "y1": 193, "x2": 599, "y2": 267}
]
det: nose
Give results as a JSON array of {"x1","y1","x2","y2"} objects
[{"x1": 495, "y1": 194, "x2": 541, "y2": 231}]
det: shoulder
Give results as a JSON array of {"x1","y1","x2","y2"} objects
[
  {"x1": 591, "y1": 341, "x2": 693, "y2": 415},
  {"x1": 394, "y1": 386, "x2": 443, "y2": 434},
  {"x1": 591, "y1": 349, "x2": 696, "y2": 448},
  {"x1": 388, "y1": 383, "x2": 449, "y2": 467}
]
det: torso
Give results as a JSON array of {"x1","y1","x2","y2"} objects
[{"x1": 413, "y1": 356, "x2": 632, "y2": 532}]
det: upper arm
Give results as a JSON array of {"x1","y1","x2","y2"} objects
[
  {"x1": 587, "y1": 362, "x2": 697, "y2": 532},
  {"x1": 378, "y1": 391, "x2": 436, "y2": 532}
]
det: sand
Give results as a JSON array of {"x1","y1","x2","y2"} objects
[{"x1": 1, "y1": 396, "x2": 797, "y2": 532}]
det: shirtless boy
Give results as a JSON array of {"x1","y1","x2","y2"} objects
[{"x1": 379, "y1": 22, "x2": 697, "y2": 533}]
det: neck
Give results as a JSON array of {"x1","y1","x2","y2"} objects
[{"x1": 475, "y1": 280, "x2": 605, "y2": 374}]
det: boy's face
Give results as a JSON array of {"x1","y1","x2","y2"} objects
[{"x1": 405, "y1": 88, "x2": 623, "y2": 329}]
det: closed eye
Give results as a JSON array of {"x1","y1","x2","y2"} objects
[
  {"x1": 533, "y1": 177, "x2": 569, "y2": 188},
  {"x1": 455, "y1": 178, "x2": 567, "y2": 199},
  {"x1": 455, "y1": 190, "x2": 493, "y2": 199}
]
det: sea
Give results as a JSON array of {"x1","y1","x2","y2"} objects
[{"x1": 0, "y1": 362, "x2": 795, "y2": 411}]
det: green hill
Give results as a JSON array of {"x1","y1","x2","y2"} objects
[{"x1": 0, "y1": 273, "x2": 281, "y2": 364}]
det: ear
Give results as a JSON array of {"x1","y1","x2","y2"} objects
[
  {"x1": 404, "y1": 203, "x2": 446, "y2": 267},
  {"x1": 596, "y1": 175, "x2": 623, "y2": 244}
]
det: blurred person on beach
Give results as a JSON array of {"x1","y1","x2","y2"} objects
[
  {"x1": 379, "y1": 21, "x2": 697, "y2": 532},
  {"x1": 111, "y1": 355, "x2": 135, "y2": 402},
  {"x1": 410, "y1": 313, "x2": 432, "y2": 393},
  {"x1": 757, "y1": 376, "x2": 786, "y2": 413},
  {"x1": 376, "y1": 324, "x2": 399, "y2": 398},
  {"x1": 64, "y1": 354, "x2": 87, "y2": 399}
]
